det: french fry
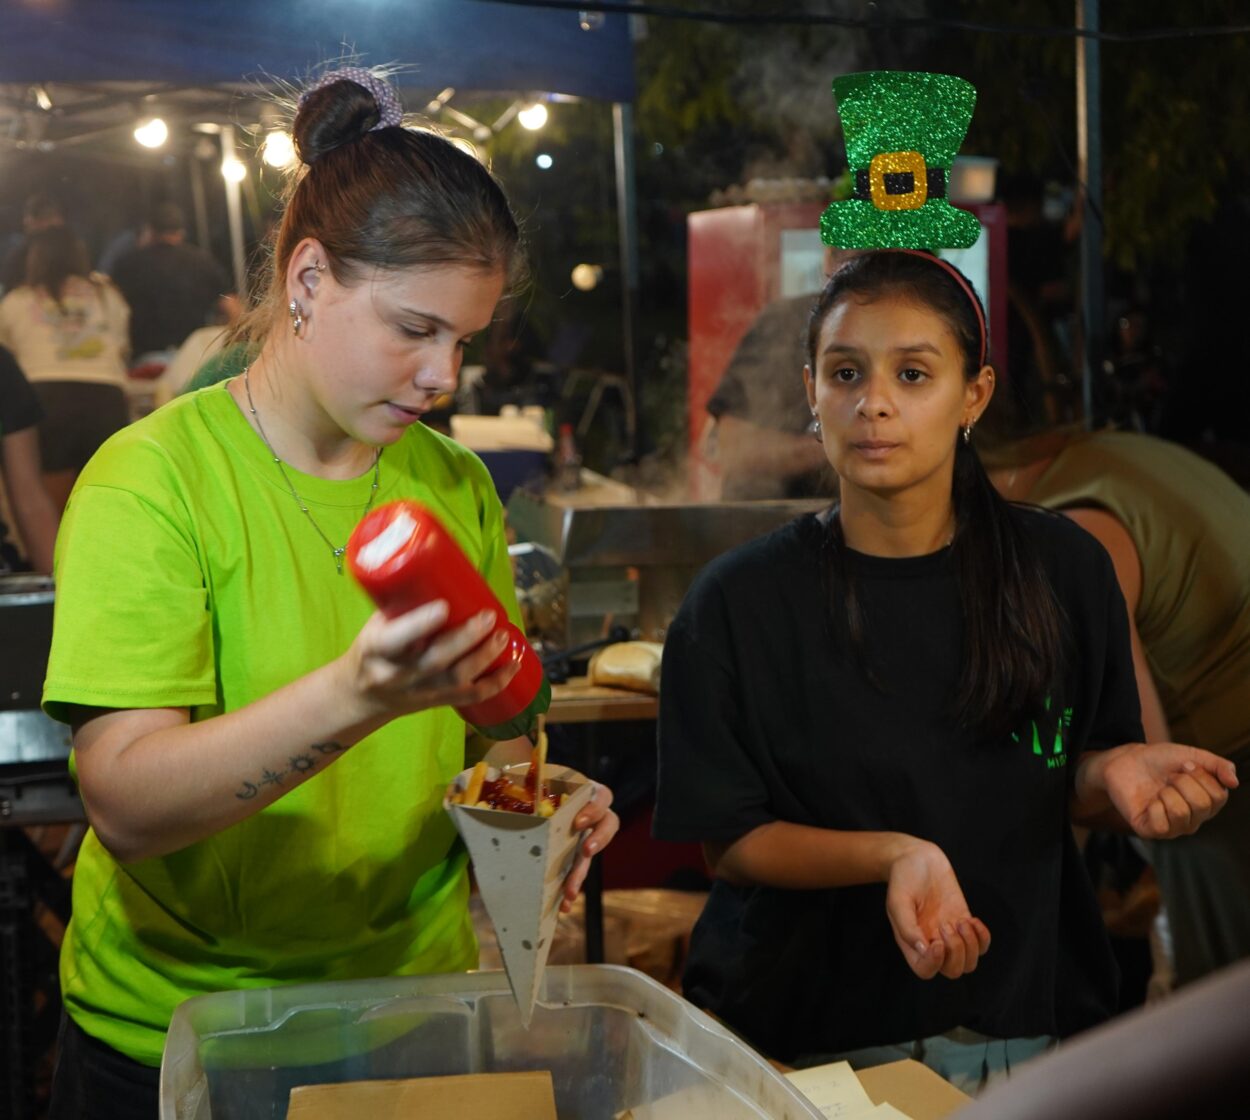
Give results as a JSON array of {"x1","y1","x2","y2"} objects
[
  {"x1": 525, "y1": 715, "x2": 549, "y2": 803},
  {"x1": 464, "y1": 760, "x2": 488, "y2": 806},
  {"x1": 449, "y1": 722, "x2": 559, "y2": 815},
  {"x1": 502, "y1": 782, "x2": 532, "y2": 803}
]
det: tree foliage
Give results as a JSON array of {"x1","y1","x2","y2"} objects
[
  {"x1": 629, "y1": 0, "x2": 1250, "y2": 267},
  {"x1": 923, "y1": 0, "x2": 1250, "y2": 268}
]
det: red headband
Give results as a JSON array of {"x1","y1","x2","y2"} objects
[{"x1": 890, "y1": 249, "x2": 988, "y2": 368}]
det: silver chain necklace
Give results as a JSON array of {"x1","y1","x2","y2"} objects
[{"x1": 242, "y1": 367, "x2": 381, "y2": 575}]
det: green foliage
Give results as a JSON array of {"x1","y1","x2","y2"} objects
[
  {"x1": 418, "y1": 2, "x2": 1250, "y2": 459},
  {"x1": 928, "y1": 0, "x2": 1250, "y2": 267},
  {"x1": 628, "y1": 0, "x2": 1250, "y2": 266},
  {"x1": 635, "y1": 19, "x2": 740, "y2": 154}
]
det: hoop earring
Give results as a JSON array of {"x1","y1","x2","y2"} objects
[
  {"x1": 810, "y1": 412, "x2": 822, "y2": 441},
  {"x1": 289, "y1": 299, "x2": 304, "y2": 336}
]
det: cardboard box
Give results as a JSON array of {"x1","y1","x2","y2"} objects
[
  {"x1": 286, "y1": 1071, "x2": 557, "y2": 1120},
  {"x1": 445, "y1": 762, "x2": 593, "y2": 1026},
  {"x1": 858, "y1": 1059, "x2": 972, "y2": 1120},
  {"x1": 786, "y1": 1057, "x2": 971, "y2": 1120}
]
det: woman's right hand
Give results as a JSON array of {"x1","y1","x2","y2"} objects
[
  {"x1": 885, "y1": 838, "x2": 991, "y2": 980},
  {"x1": 344, "y1": 599, "x2": 521, "y2": 718}
]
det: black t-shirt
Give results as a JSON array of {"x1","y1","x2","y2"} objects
[
  {"x1": 706, "y1": 294, "x2": 836, "y2": 501},
  {"x1": 654, "y1": 507, "x2": 1143, "y2": 1061},
  {"x1": 110, "y1": 241, "x2": 231, "y2": 356},
  {"x1": 0, "y1": 345, "x2": 43, "y2": 569},
  {"x1": 0, "y1": 345, "x2": 41, "y2": 436}
]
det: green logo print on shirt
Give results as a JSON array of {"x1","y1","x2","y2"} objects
[{"x1": 1012, "y1": 697, "x2": 1074, "y2": 770}]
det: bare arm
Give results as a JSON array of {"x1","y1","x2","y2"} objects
[
  {"x1": 707, "y1": 822, "x2": 991, "y2": 980},
  {"x1": 1057, "y1": 509, "x2": 1238, "y2": 831},
  {"x1": 706, "y1": 821, "x2": 914, "y2": 889},
  {"x1": 73, "y1": 601, "x2": 515, "y2": 863},
  {"x1": 1062, "y1": 507, "x2": 1170, "y2": 741},
  {"x1": 0, "y1": 427, "x2": 58, "y2": 573},
  {"x1": 714, "y1": 415, "x2": 830, "y2": 487}
]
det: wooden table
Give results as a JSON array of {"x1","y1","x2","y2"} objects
[
  {"x1": 548, "y1": 677, "x2": 658, "y2": 725},
  {"x1": 546, "y1": 677, "x2": 658, "y2": 962}
]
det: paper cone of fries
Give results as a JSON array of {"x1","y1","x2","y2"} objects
[{"x1": 445, "y1": 760, "x2": 593, "y2": 1027}]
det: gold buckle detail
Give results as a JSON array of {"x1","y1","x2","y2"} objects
[{"x1": 868, "y1": 150, "x2": 928, "y2": 211}]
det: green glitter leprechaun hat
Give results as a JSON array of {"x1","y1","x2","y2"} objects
[{"x1": 821, "y1": 70, "x2": 983, "y2": 250}]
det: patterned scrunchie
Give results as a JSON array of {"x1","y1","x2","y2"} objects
[{"x1": 299, "y1": 66, "x2": 403, "y2": 131}]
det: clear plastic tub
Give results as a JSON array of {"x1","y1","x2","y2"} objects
[{"x1": 161, "y1": 964, "x2": 823, "y2": 1120}]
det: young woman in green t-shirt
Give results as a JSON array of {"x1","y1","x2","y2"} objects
[{"x1": 43, "y1": 68, "x2": 618, "y2": 1118}]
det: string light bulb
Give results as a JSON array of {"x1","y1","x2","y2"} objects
[
  {"x1": 134, "y1": 118, "x2": 168, "y2": 148},
  {"x1": 518, "y1": 102, "x2": 548, "y2": 131},
  {"x1": 571, "y1": 264, "x2": 603, "y2": 292},
  {"x1": 261, "y1": 130, "x2": 296, "y2": 168}
]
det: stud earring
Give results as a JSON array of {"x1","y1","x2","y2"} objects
[{"x1": 289, "y1": 299, "x2": 304, "y2": 336}]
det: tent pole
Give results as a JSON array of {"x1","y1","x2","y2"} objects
[
  {"x1": 189, "y1": 151, "x2": 211, "y2": 256},
  {"x1": 220, "y1": 124, "x2": 247, "y2": 296},
  {"x1": 613, "y1": 101, "x2": 642, "y2": 465},
  {"x1": 1075, "y1": 0, "x2": 1103, "y2": 429}
]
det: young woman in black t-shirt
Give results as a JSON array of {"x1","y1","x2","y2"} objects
[{"x1": 655, "y1": 251, "x2": 1238, "y2": 1086}]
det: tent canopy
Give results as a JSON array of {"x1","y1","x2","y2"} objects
[
  {"x1": 0, "y1": 0, "x2": 643, "y2": 450},
  {"x1": 0, "y1": 0, "x2": 635, "y2": 101}
]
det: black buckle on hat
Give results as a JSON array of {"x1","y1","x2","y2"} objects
[{"x1": 854, "y1": 166, "x2": 946, "y2": 204}]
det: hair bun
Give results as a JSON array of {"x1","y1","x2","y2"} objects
[{"x1": 293, "y1": 68, "x2": 403, "y2": 164}]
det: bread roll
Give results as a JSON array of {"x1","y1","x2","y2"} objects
[{"x1": 587, "y1": 641, "x2": 663, "y2": 695}]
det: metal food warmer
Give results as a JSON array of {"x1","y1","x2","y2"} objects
[{"x1": 506, "y1": 474, "x2": 825, "y2": 657}]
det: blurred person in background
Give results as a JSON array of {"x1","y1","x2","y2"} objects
[
  {"x1": 708, "y1": 243, "x2": 855, "y2": 500},
  {"x1": 987, "y1": 427, "x2": 1250, "y2": 990},
  {"x1": 0, "y1": 191, "x2": 66, "y2": 294},
  {"x1": 0, "y1": 226, "x2": 131, "y2": 510},
  {"x1": 0, "y1": 344, "x2": 59, "y2": 573},
  {"x1": 109, "y1": 201, "x2": 238, "y2": 364}
]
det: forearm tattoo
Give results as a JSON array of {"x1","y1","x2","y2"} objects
[{"x1": 235, "y1": 742, "x2": 346, "y2": 800}]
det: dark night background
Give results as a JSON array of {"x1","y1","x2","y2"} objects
[{"x1": 2, "y1": 0, "x2": 1246, "y2": 480}]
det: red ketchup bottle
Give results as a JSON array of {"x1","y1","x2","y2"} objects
[{"x1": 345, "y1": 500, "x2": 551, "y2": 740}]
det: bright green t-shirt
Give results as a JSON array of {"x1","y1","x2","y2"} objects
[{"x1": 44, "y1": 380, "x2": 522, "y2": 1066}]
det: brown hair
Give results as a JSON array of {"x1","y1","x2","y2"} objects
[
  {"x1": 808, "y1": 251, "x2": 1066, "y2": 739},
  {"x1": 236, "y1": 74, "x2": 523, "y2": 343},
  {"x1": 25, "y1": 226, "x2": 91, "y2": 307}
]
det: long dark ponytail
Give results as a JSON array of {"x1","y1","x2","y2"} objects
[{"x1": 808, "y1": 251, "x2": 1065, "y2": 738}]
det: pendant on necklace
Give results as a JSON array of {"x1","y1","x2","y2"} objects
[{"x1": 332, "y1": 547, "x2": 345, "y2": 575}]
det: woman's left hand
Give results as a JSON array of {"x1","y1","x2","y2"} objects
[
  {"x1": 1082, "y1": 742, "x2": 1238, "y2": 839},
  {"x1": 560, "y1": 782, "x2": 620, "y2": 913}
]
